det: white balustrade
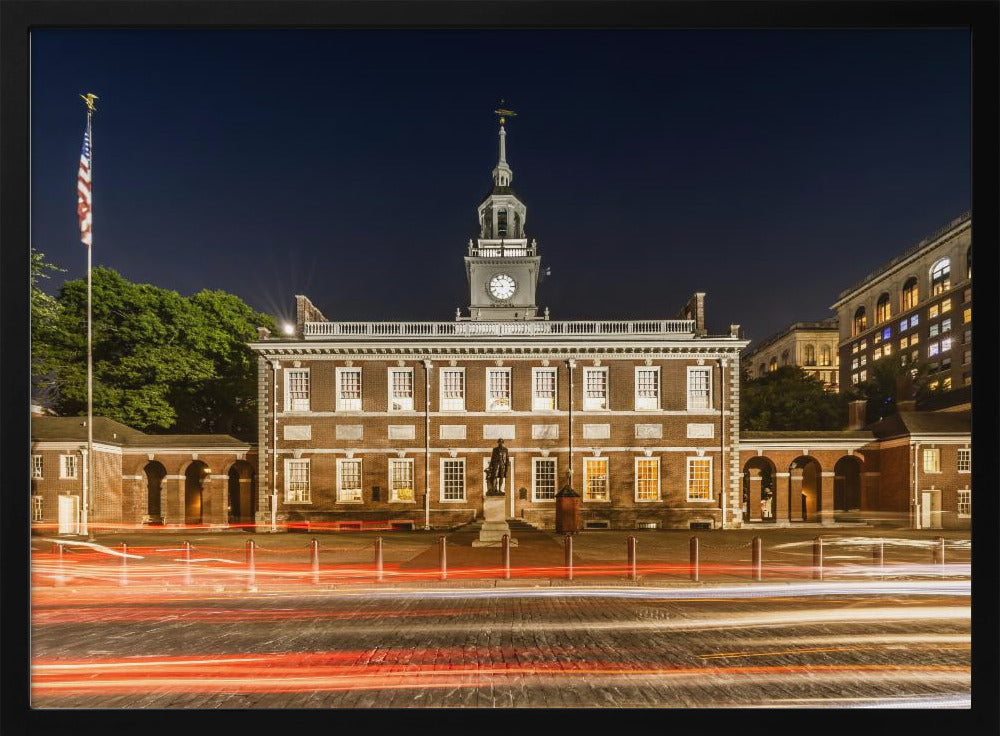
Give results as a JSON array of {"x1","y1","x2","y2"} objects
[{"x1": 302, "y1": 319, "x2": 696, "y2": 339}]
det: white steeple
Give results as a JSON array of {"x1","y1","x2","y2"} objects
[{"x1": 493, "y1": 123, "x2": 513, "y2": 187}]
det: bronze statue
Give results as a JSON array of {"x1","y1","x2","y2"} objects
[{"x1": 484, "y1": 438, "x2": 510, "y2": 496}]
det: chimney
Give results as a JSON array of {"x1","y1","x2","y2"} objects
[
  {"x1": 847, "y1": 399, "x2": 867, "y2": 430},
  {"x1": 295, "y1": 294, "x2": 329, "y2": 338},
  {"x1": 676, "y1": 292, "x2": 706, "y2": 335},
  {"x1": 256, "y1": 326, "x2": 271, "y2": 340}
]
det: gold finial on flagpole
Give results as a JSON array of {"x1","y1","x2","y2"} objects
[
  {"x1": 80, "y1": 93, "x2": 99, "y2": 112},
  {"x1": 494, "y1": 99, "x2": 516, "y2": 126}
]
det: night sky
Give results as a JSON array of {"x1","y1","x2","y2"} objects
[{"x1": 31, "y1": 29, "x2": 971, "y2": 346}]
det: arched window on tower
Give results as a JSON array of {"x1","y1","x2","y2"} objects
[
  {"x1": 930, "y1": 258, "x2": 951, "y2": 295},
  {"x1": 876, "y1": 293, "x2": 892, "y2": 323},
  {"x1": 803, "y1": 344, "x2": 816, "y2": 366},
  {"x1": 852, "y1": 306, "x2": 867, "y2": 336},
  {"x1": 820, "y1": 345, "x2": 832, "y2": 366},
  {"x1": 497, "y1": 209, "x2": 508, "y2": 237},
  {"x1": 901, "y1": 277, "x2": 918, "y2": 311}
]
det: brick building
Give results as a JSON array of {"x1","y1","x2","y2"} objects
[
  {"x1": 30, "y1": 414, "x2": 256, "y2": 532},
  {"x1": 741, "y1": 317, "x2": 840, "y2": 390},
  {"x1": 249, "y1": 116, "x2": 749, "y2": 531}
]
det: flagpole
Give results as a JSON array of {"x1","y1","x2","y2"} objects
[{"x1": 81, "y1": 96, "x2": 96, "y2": 539}]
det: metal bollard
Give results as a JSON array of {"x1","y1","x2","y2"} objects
[
  {"x1": 502, "y1": 534, "x2": 510, "y2": 580},
  {"x1": 375, "y1": 536, "x2": 384, "y2": 583},
  {"x1": 934, "y1": 537, "x2": 946, "y2": 566},
  {"x1": 812, "y1": 536, "x2": 823, "y2": 581},
  {"x1": 564, "y1": 534, "x2": 573, "y2": 581},
  {"x1": 752, "y1": 536, "x2": 762, "y2": 581},
  {"x1": 246, "y1": 539, "x2": 257, "y2": 591},
  {"x1": 310, "y1": 539, "x2": 320, "y2": 585},
  {"x1": 120, "y1": 542, "x2": 128, "y2": 587},
  {"x1": 183, "y1": 541, "x2": 192, "y2": 586},
  {"x1": 627, "y1": 536, "x2": 637, "y2": 581},
  {"x1": 690, "y1": 536, "x2": 700, "y2": 582},
  {"x1": 53, "y1": 542, "x2": 65, "y2": 587},
  {"x1": 873, "y1": 539, "x2": 884, "y2": 579},
  {"x1": 438, "y1": 536, "x2": 447, "y2": 581}
]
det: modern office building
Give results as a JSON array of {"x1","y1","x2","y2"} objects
[{"x1": 741, "y1": 317, "x2": 840, "y2": 390}]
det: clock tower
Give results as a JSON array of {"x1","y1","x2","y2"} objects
[{"x1": 461, "y1": 106, "x2": 544, "y2": 321}]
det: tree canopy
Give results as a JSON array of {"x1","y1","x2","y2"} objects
[
  {"x1": 32, "y1": 260, "x2": 276, "y2": 439},
  {"x1": 740, "y1": 366, "x2": 848, "y2": 431}
]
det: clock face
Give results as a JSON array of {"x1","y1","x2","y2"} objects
[{"x1": 489, "y1": 273, "x2": 517, "y2": 300}]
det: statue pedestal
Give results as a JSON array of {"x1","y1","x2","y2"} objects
[{"x1": 472, "y1": 494, "x2": 517, "y2": 547}]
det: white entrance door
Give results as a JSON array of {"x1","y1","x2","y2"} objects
[
  {"x1": 482, "y1": 457, "x2": 515, "y2": 518},
  {"x1": 58, "y1": 495, "x2": 79, "y2": 535},
  {"x1": 921, "y1": 490, "x2": 942, "y2": 529}
]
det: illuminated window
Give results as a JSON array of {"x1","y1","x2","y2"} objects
[
  {"x1": 803, "y1": 344, "x2": 816, "y2": 366},
  {"x1": 635, "y1": 457, "x2": 660, "y2": 501},
  {"x1": 941, "y1": 318, "x2": 952, "y2": 334},
  {"x1": 873, "y1": 347, "x2": 882, "y2": 361},
  {"x1": 910, "y1": 333, "x2": 919, "y2": 346},
  {"x1": 882, "y1": 327, "x2": 891, "y2": 341},
  {"x1": 820, "y1": 346, "x2": 831, "y2": 366},
  {"x1": 859, "y1": 369, "x2": 867, "y2": 381},
  {"x1": 388, "y1": 368, "x2": 414, "y2": 412},
  {"x1": 336, "y1": 459, "x2": 361, "y2": 503},
  {"x1": 635, "y1": 367, "x2": 660, "y2": 411},
  {"x1": 941, "y1": 298, "x2": 951, "y2": 313},
  {"x1": 285, "y1": 459, "x2": 311, "y2": 503},
  {"x1": 966, "y1": 245, "x2": 972, "y2": 280},
  {"x1": 859, "y1": 339, "x2": 868, "y2": 350},
  {"x1": 440, "y1": 458, "x2": 465, "y2": 501},
  {"x1": 883, "y1": 343, "x2": 891, "y2": 357},
  {"x1": 909, "y1": 314, "x2": 918, "y2": 328},
  {"x1": 583, "y1": 367, "x2": 608, "y2": 411},
  {"x1": 928, "y1": 342, "x2": 939, "y2": 357},
  {"x1": 902, "y1": 277, "x2": 919, "y2": 310},
  {"x1": 440, "y1": 368, "x2": 465, "y2": 411},
  {"x1": 532, "y1": 367, "x2": 558, "y2": 411},
  {"x1": 873, "y1": 331, "x2": 882, "y2": 345},
  {"x1": 60, "y1": 455, "x2": 78, "y2": 479},
  {"x1": 687, "y1": 367, "x2": 712, "y2": 410},
  {"x1": 32, "y1": 496, "x2": 43, "y2": 522},
  {"x1": 899, "y1": 337, "x2": 908, "y2": 350},
  {"x1": 963, "y1": 349, "x2": 971, "y2": 365},
  {"x1": 286, "y1": 368, "x2": 310, "y2": 412},
  {"x1": 929, "y1": 304, "x2": 939, "y2": 319},
  {"x1": 899, "y1": 318, "x2": 909, "y2": 332},
  {"x1": 686, "y1": 457, "x2": 712, "y2": 501},
  {"x1": 852, "y1": 306, "x2": 867, "y2": 336},
  {"x1": 584, "y1": 458, "x2": 608, "y2": 501},
  {"x1": 851, "y1": 373, "x2": 859, "y2": 385},
  {"x1": 769, "y1": 357, "x2": 777, "y2": 372},
  {"x1": 336, "y1": 367, "x2": 362, "y2": 412},
  {"x1": 851, "y1": 358, "x2": 859, "y2": 370},
  {"x1": 942, "y1": 377, "x2": 952, "y2": 390},
  {"x1": 941, "y1": 337, "x2": 952, "y2": 352},
  {"x1": 859, "y1": 354, "x2": 867, "y2": 366},
  {"x1": 851, "y1": 343, "x2": 858, "y2": 354},
  {"x1": 963, "y1": 307, "x2": 971, "y2": 323},
  {"x1": 922, "y1": 448, "x2": 940, "y2": 473},
  {"x1": 486, "y1": 368, "x2": 511, "y2": 412},
  {"x1": 876, "y1": 293, "x2": 891, "y2": 323},
  {"x1": 389, "y1": 459, "x2": 414, "y2": 502},
  {"x1": 930, "y1": 258, "x2": 950, "y2": 295},
  {"x1": 32, "y1": 455, "x2": 43, "y2": 479},
  {"x1": 929, "y1": 323, "x2": 939, "y2": 338},
  {"x1": 532, "y1": 458, "x2": 557, "y2": 501},
  {"x1": 957, "y1": 489, "x2": 971, "y2": 516}
]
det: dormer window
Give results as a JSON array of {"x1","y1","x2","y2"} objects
[{"x1": 497, "y1": 209, "x2": 508, "y2": 237}]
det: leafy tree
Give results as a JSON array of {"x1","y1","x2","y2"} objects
[
  {"x1": 30, "y1": 249, "x2": 66, "y2": 406},
  {"x1": 32, "y1": 266, "x2": 276, "y2": 439},
  {"x1": 844, "y1": 354, "x2": 928, "y2": 422},
  {"x1": 740, "y1": 366, "x2": 848, "y2": 431}
]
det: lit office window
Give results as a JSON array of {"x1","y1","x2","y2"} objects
[
  {"x1": 635, "y1": 458, "x2": 660, "y2": 501},
  {"x1": 686, "y1": 457, "x2": 712, "y2": 501},
  {"x1": 584, "y1": 458, "x2": 608, "y2": 501},
  {"x1": 922, "y1": 448, "x2": 940, "y2": 473}
]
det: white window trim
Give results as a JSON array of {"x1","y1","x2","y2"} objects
[
  {"x1": 957, "y1": 489, "x2": 971, "y2": 518},
  {"x1": 389, "y1": 458, "x2": 416, "y2": 503},
  {"x1": 32, "y1": 495, "x2": 43, "y2": 522},
  {"x1": 32, "y1": 455, "x2": 43, "y2": 479},
  {"x1": 582, "y1": 367, "x2": 609, "y2": 412},
  {"x1": 387, "y1": 367, "x2": 415, "y2": 413},
  {"x1": 59, "y1": 454, "x2": 78, "y2": 479},
  {"x1": 439, "y1": 367, "x2": 466, "y2": 412},
  {"x1": 686, "y1": 456, "x2": 714, "y2": 502},
  {"x1": 336, "y1": 366, "x2": 363, "y2": 413},
  {"x1": 481, "y1": 456, "x2": 514, "y2": 496},
  {"x1": 283, "y1": 458, "x2": 312, "y2": 504},
  {"x1": 531, "y1": 457, "x2": 558, "y2": 503},
  {"x1": 957, "y1": 449, "x2": 971, "y2": 474},
  {"x1": 634, "y1": 456, "x2": 661, "y2": 503},
  {"x1": 583, "y1": 456, "x2": 610, "y2": 503},
  {"x1": 439, "y1": 457, "x2": 466, "y2": 503},
  {"x1": 336, "y1": 458, "x2": 363, "y2": 504},
  {"x1": 686, "y1": 365, "x2": 713, "y2": 411},
  {"x1": 634, "y1": 366, "x2": 660, "y2": 411},
  {"x1": 486, "y1": 367, "x2": 513, "y2": 412},
  {"x1": 531, "y1": 367, "x2": 558, "y2": 412},
  {"x1": 284, "y1": 367, "x2": 311, "y2": 413}
]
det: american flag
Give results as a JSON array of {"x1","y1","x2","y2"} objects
[{"x1": 77, "y1": 127, "x2": 92, "y2": 246}]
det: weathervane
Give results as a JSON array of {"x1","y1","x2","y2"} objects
[
  {"x1": 80, "y1": 93, "x2": 99, "y2": 112},
  {"x1": 494, "y1": 99, "x2": 516, "y2": 126}
]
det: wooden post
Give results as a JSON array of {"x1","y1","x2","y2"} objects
[
  {"x1": 438, "y1": 535, "x2": 447, "y2": 581},
  {"x1": 310, "y1": 539, "x2": 319, "y2": 585},
  {"x1": 502, "y1": 534, "x2": 510, "y2": 580},
  {"x1": 375, "y1": 536, "x2": 384, "y2": 583},
  {"x1": 564, "y1": 534, "x2": 573, "y2": 581},
  {"x1": 690, "y1": 536, "x2": 700, "y2": 582}
]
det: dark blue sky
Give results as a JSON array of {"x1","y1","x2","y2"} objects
[{"x1": 31, "y1": 29, "x2": 971, "y2": 345}]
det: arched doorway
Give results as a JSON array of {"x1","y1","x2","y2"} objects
[
  {"x1": 185, "y1": 461, "x2": 209, "y2": 526},
  {"x1": 143, "y1": 461, "x2": 167, "y2": 524},
  {"x1": 742, "y1": 457, "x2": 778, "y2": 522},
  {"x1": 227, "y1": 460, "x2": 255, "y2": 527},
  {"x1": 789, "y1": 456, "x2": 822, "y2": 522},
  {"x1": 834, "y1": 455, "x2": 862, "y2": 517}
]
